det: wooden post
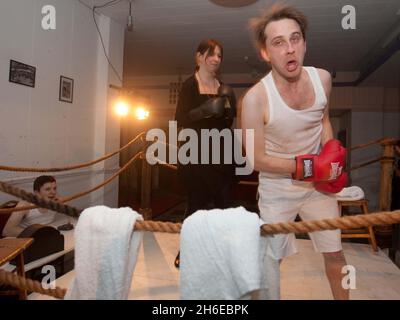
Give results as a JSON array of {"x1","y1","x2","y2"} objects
[
  {"x1": 376, "y1": 138, "x2": 397, "y2": 236},
  {"x1": 139, "y1": 151, "x2": 152, "y2": 220},
  {"x1": 379, "y1": 138, "x2": 396, "y2": 211},
  {"x1": 16, "y1": 253, "x2": 27, "y2": 300}
]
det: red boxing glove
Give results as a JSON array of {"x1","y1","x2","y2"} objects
[
  {"x1": 315, "y1": 171, "x2": 348, "y2": 193},
  {"x1": 293, "y1": 139, "x2": 346, "y2": 182}
]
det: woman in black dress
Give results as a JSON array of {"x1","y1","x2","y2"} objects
[{"x1": 174, "y1": 39, "x2": 237, "y2": 268}]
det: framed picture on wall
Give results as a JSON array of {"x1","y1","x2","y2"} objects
[
  {"x1": 9, "y1": 60, "x2": 36, "y2": 87},
  {"x1": 59, "y1": 76, "x2": 74, "y2": 103}
]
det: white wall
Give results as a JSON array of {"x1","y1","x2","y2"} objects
[
  {"x1": 0, "y1": 0, "x2": 125, "y2": 209},
  {"x1": 91, "y1": 13, "x2": 125, "y2": 207}
]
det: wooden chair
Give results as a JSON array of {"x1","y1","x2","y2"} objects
[{"x1": 338, "y1": 199, "x2": 378, "y2": 252}]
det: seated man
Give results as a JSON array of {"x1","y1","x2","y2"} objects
[{"x1": 2, "y1": 175, "x2": 60, "y2": 237}]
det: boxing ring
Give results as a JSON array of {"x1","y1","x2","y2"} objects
[
  {"x1": 0, "y1": 133, "x2": 399, "y2": 300},
  {"x1": 28, "y1": 235, "x2": 400, "y2": 300}
]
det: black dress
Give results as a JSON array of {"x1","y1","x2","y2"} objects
[{"x1": 174, "y1": 75, "x2": 236, "y2": 216}]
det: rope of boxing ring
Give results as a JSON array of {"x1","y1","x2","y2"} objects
[{"x1": 0, "y1": 136, "x2": 399, "y2": 298}]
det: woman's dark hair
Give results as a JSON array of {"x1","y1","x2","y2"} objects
[{"x1": 195, "y1": 39, "x2": 223, "y2": 71}]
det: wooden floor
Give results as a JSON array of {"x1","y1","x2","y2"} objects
[{"x1": 30, "y1": 232, "x2": 400, "y2": 300}]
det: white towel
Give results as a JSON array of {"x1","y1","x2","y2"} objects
[
  {"x1": 335, "y1": 186, "x2": 365, "y2": 201},
  {"x1": 65, "y1": 206, "x2": 143, "y2": 300},
  {"x1": 180, "y1": 207, "x2": 268, "y2": 300},
  {"x1": 259, "y1": 240, "x2": 281, "y2": 300}
]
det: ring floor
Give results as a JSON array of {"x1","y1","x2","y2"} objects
[{"x1": 29, "y1": 232, "x2": 400, "y2": 300}]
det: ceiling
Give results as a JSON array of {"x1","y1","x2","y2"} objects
[{"x1": 86, "y1": 0, "x2": 400, "y2": 86}]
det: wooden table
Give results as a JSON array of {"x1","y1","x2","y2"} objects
[{"x1": 0, "y1": 238, "x2": 34, "y2": 299}]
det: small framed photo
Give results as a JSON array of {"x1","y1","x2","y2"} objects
[
  {"x1": 59, "y1": 76, "x2": 74, "y2": 103},
  {"x1": 9, "y1": 60, "x2": 36, "y2": 87}
]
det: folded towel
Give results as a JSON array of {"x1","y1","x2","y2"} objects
[
  {"x1": 335, "y1": 186, "x2": 365, "y2": 201},
  {"x1": 65, "y1": 206, "x2": 143, "y2": 300},
  {"x1": 258, "y1": 243, "x2": 281, "y2": 300},
  {"x1": 180, "y1": 207, "x2": 268, "y2": 300}
]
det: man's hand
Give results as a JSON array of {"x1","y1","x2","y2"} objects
[
  {"x1": 293, "y1": 139, "x2": 346, "y2": 182},
  {"x1": 314, "y1": 172, "x2": 348, "y2": 193}
]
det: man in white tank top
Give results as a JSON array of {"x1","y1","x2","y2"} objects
[
  {"x1": 242, "y1": 4, "x2": 348, "y2": 300},
  {"x1": 2, "y1": 175, "x2": 58, "y2": 237}
]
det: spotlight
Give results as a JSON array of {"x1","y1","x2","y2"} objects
[{"x1": 115, "y1": 100, "x2": 129, "y2": 117}]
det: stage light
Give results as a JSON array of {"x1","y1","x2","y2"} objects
[
  {"x1": 115, "y1": 100, "x2": 129, "y2": 117},
  {"x1": 135, "y1": 106, "x2": 149, "y2": 120}
]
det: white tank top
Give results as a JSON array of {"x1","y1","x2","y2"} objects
[
  {"x1": 19, "y1": 208, "x2": 56, "y2": 228},
  {"x1": 260, "y1": 66, "x2": 327, "y2": 179}
]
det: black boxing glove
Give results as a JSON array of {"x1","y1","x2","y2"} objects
[
  {"x1": 218, "y1": 84, "x2": 236, "y2": 120},
  {"x1": 188, "y1": 96, "x2": 225, "y2": 122}
]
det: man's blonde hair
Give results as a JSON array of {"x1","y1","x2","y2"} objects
[{"x1": 249, "y1": 2, "x2": 308, "y2": 50}]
